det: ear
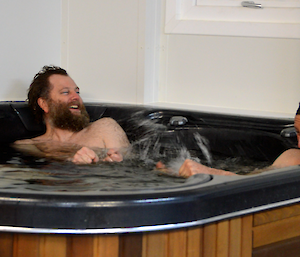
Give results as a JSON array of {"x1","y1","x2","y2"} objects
[{"x1": 37, "y1": 98, "x2": 49, "y2": 114}]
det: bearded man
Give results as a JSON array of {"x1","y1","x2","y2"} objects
[{"x1": 14, "y1": 66, "x2": 130, "y2": 164}]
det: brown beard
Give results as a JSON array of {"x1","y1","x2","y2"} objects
[{"x1": 47, "y1": 99, "x2": 90, "y2": 132}]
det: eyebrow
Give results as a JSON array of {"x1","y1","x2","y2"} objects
[{"x1": 59, "y1": 86, "x2": 80, "y2": 91}]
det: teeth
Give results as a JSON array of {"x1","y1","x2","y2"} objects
[{"x1": 70, "y1": 105, "x2": 79, "y2": 109}]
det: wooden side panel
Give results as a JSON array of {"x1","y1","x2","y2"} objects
[
  {"x1": 0, "y1": 233, "x2": 14, "y2": 257},
  {"x1": 253, "y1": 235, "x2": 300, "y2": 257},
  {"x1": 94, "y1": 235, "x2": 119, "y2": 257},
  {"x1": 0, "y1": 215, "x2": 254, "y2": 257},
  {"x1": 66, "y1": 235, "x2": 94, "y2": 257},
  {"x1": 187, "y1": 226, "x2": 203, "y2": 257},
  {"x1": 13, "y1": 234, "x2": 40, "y2": 257},
  {"x1": 142, "y1": 231, "x2": 168, "y2": 257},
  {"x1": 168, "y1": 229, "x2": 187, "y2": 257},
  {"x1": 241, "y1": 215, "x2": 253, "y2": 257},
  {"x1": 39, "y1": 235, "x2": 67, "y2": 257},
  {"x1": 254, "y1": 203, "x2": 300, "y2": 226},
  {"x1": 253, "y1": 214, "x2": 300, "y2": 247},
  {"x1": 216, "y1": 220, "x2": 229, "y2": 257},
  {"x1": 229, "y1": 218, "x2": 242, "y2": 257},
  {"x1": 203, "y1": 223, "x2": 217, "y2": 257},
  {"x1": 119, "y1": 233, "x2": 143, "y2": 257}
]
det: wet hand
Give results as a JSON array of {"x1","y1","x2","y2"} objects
[
  {"x1": 72, "y1": 147, "x2": 99, "y2": 164},
  {"x1": 102, "y1": 148, "x2": 123, "y2": 162}
]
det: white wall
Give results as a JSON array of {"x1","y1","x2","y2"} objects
[
  {"x1": 158, "y1": 34, "x2": 300, "y2": 118},
  {"x1": 0, "y1": 1, "x2": 61, "y2": 101},
  {"x1": 61, "y1": 0, "x2": 146, "y2": 104},
  {"x1": 157, "y1": 1, "x2": 300, "y2": 118},
  {"x1": 1, "y1": 0, "x2": 299, "y2": 118}
]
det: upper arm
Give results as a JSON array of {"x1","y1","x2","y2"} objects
[
  {"x1": 93, "y1": 118, "x2": 130, "y2": 149},
  {"x1": 12, "y1": 143, "x2": 45, "y2": 157}
]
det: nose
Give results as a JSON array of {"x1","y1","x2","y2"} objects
[{"x1": 70, "y1": 90, "x2": 80, "y2": 101}]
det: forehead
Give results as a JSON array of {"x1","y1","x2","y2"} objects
[{"x1": 48, "y1": 74, "x2": 78, "y2": 90}]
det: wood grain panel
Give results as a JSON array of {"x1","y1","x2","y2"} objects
[
  {"x1": 216, "y1": 220, "x2": 229, "y2": 257},
  {"x1": 0, "y1": 233, "x2": 14, "y2": 257},
  {"x1": 203, "y1": 223, "x2": 217, "y2": 257},
  {"x1": 253, "y1": 214, "x2": 300, "y2": 247},
  {"x1": 39, "y1": 235, "x2": 67, "y2": 257},
  {"x1": 94, "y1": 235, "x2": 119, "y2": 257},
  {"x1": 241, "y1": 215, "x2": 253, "y2": 257},
  {"x1": 254, "y1": 203, "x2": 300, "y2": 226},
  {"x1": 187, "y1": 226, "x2": 203, "y2": 257},
  {"x1": 119, "y1": 233, "x2": 143, "y2": 257},
  {"x1": 253, "y1": 235, "x2": 300, "y2": 257},
  {"x1": 168, "y1": 229, "x2": 187, "y2": 257},
  {"x1": 66, "y1": 235, "x2": 94, "y2": 257},
  {"x1": 13, "y1": 234, "x2": 40, "y2": 257},
  {"x1": 229, "y1": 217, "x2": 242, "y2": 257},
  {"x1": 142, "y1": 231, "x2": 168, "y2": 257}
]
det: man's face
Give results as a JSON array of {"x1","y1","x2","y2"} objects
[
  {"x1": 294, "y1": 115, "x2": 300, "y2": 148},
  {"x1": 45, "y1": 75, "x2": 90, "y2": 131}
]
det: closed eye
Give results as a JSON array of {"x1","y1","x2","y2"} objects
[{"x1": 61, "y1": 90, "x2": 69, "y2": 95}]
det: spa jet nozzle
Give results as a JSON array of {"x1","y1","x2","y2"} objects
[
  {"x1": 280, "y1": 127, "x2": 297, "y2": 138},
  {"x1": 169, "y1": 116, "x2": 188, "y2": 126}
]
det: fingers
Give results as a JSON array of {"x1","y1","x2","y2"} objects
[
  {"x1": 72, "y1": 147, "x2": 124, "y2": 164},
  {"x1": 156, "y1": 161, "x2": 166, "y2": 169},
  {"x1": 102, "y1": 148, "x2": 123, "y2": 162},
  {"x1": 72, "y1": 147, "x2": 99, "y2": 164},
  {"x1": 155, "y1": 161, "x2": 176, "y2": 176}
]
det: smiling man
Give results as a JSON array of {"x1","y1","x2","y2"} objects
[{"x1": 14, "y1": 66, "x2": 130, "y2": 164}]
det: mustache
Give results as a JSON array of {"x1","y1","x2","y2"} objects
[{"x1": 67, "y1": 100, "x2": 81, "y2": 107}]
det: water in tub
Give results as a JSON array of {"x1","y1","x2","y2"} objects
[{"x1": 0, "y1": 113, "x2": 270, "y2": 192}]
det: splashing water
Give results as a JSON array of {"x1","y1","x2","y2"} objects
[
  {"x1": 193, "y1": 133, "x2": 212, "y2": 166},
  {"x1": 124, "y1": 112, "x2": 213, "y2": 175}
]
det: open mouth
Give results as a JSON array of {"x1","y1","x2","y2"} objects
[
  {"x1": 69, "y1": 105, "x2": 79, "y2": 109},
  {"x1": 69, "y1": 104, "x2": 81, "y2": 113}
]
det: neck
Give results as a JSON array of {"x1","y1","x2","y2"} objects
[{"x1": 44, "y1": 120, "x2": 77, "y2": 142}]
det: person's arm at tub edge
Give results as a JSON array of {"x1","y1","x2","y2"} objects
[
  {"x1": 177, "y1": 148, "x2": 300, "y2": 177},
  {"x1": 270, "y1": 149, "x2": 300, "y2": 169},
  {"x1": 178, "y1": 159, "x2": 237, "y2": 177}
]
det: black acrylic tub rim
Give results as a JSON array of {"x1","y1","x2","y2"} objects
[
  {"x1": 0, "y1": 101, "x2": 299, "y2": 234},
  {"x1": 0, "y1": 165, "x2": 300, "y2": 234}
]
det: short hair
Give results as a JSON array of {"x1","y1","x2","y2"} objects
[{"x1": 28, "y1": 65, "x2": 68, "y2": 123}]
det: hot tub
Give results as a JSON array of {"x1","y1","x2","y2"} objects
[{"x1": 0, "y1": 101, "x2": 299, "y2": 257}]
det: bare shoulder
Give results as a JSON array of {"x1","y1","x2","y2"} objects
[
  {"x1": 91, "y1": 117, "x2": 119, "y2": 127},
  {"x1": 88, "y1": 118, "x2": 129, "y2": 148},
  {"x1": 272, "y1": 148, "x2": 300, "y2": 168},
  {"x1": 90, "y1": 118, "x2": 125, "y2": 133}
]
